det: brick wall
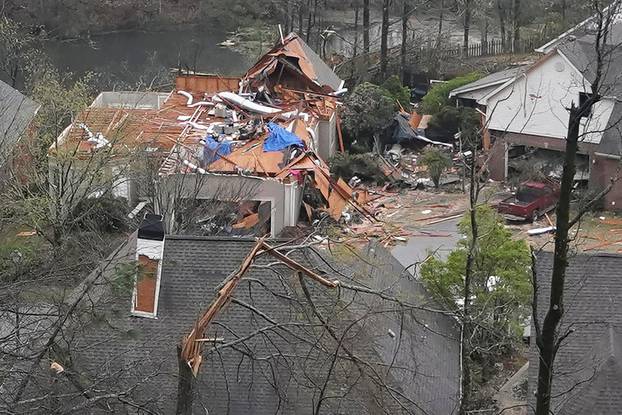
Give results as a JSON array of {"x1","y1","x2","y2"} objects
[{"x1": 591, "y1": 155, "x2": 622, "y2": 210}]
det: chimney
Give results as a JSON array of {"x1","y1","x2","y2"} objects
[{"x1": 132, "y1": 214, "x2": 164, "y2": 317}]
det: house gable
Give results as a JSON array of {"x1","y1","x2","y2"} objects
[{"x1": 484, "y1": 50, "x2": 615, "y2": 145}]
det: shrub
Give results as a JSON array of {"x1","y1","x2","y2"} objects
[
  {"x1": 342, "y1": 82, "x2": 395, "y2": 147},
  {"x1": 419, "y1": 72, "x2": 482, "y2": 115},
  {"x1": 427, "y1": 106, "x2": 480, "y2": 141},
  {"x1": 420, "y1": 147, "x2": 452, "y2": 188},
  {"x1": 381, "y1": 75, "x2": 411, "y2": 110},
  {"x1": 329, "y1": 152, "x2": 386, "y2": 184},
  {"x1": 72, "y1": 196, "x2": 129, "y2": 234}
]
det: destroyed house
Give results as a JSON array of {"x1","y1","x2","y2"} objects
[
  {"x1": 3, "y1": 216, "x2": 461, "y2": 414},
  {"x1": 47, "y1": 33, "x2": 354, "y2": 235},
  {"x1": 450, "y1": 32, "x2": 622, "y2": 210},
  {"x1": 529, "y1": 252, "x2": 622, "y2": 414}
]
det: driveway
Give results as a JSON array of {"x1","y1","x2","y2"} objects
[{"x1": 391, "y1": 218, "x2": 461, "y2": 273}]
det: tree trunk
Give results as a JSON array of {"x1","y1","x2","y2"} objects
[
  {"x1": 352, "y1": 2, "x2": 360, "y2": 78},
  {"x1": 533, "y1": 105, "x2": 580, "y2": 415},
  {"x1": 176, "y1": 345, "x2": 195, "y2": 415},
  {"x1": 363, "y1": 0, "x2": 370, "y2": 61},
  {"x1": 306, "y1": 0, "x2": 313, "y2": 42},
  {"x1": 463, "y1": 0, "x2": 472, "y2": 55},
  {"x1": 437, "y1": 0, "x2": 444, "y2": 47},
  {"x1": 401, "y1": 0, "x2": 410, "y2": 81},
  {"x1": 459, "y1": 145, "x2": 478, "y2": 415},
  {"x1": 298, "y1": 0, "x2": 304, "y2": 33},
  {"x1": 512, "y1": 0, "x2": 521, "y2": 52},
  {"x1": 482, "y1": 15, "x2": 489, "y2": 55},
  {"x1": 497, "y1": 0, "x2": 506, "y2": 51},
  {"x1": 380, "y1": 0, "x2": 390, "y2": 79},
  {"x1": 534, "y1": 5, "x2": 610, "y2": 409},
  {"x1": 286, "y1": 0, "x2": 293, "y2": 33},
  {"x1": 313, "y1": 0, "x2": 319, "y2": 50}
]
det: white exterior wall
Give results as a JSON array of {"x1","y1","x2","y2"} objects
[
  {"x1": 158, "y1": 173, "x2": 302, "y2": 236},
  {"x1": 486, "y1": 52, "x2": 614, "y2": 144},
  {"x1": 317, "y1": 113, "x2": 337, "y2": 161}
]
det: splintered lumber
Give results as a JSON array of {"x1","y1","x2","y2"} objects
[
  {"x1": 544, "y1": 212, "x2": 554, "y2": 228},
  {"x1": 260, "y1": 241, "x2": 337, "y2": 288},
  {"x1": 328, "y1": 189, "x2": 348, "y2": 220},
  {"x1": 336, "y1": 114, "x2": 345, "y2": 152},
  {"x1": 181, "y1": 237, "x2": 266, "y2": 375},
  {"x1": 314, "y1": 166, "x2": 376, "y2": 221},
  {"x1": 232, "y1": 213, "x2": 260, "y2": 229},
  {"x1": 181, "y1": 237, "x2": 337, "y2": 377},
  {"x1": 314, "y1": 168, "x2": 331, "y2": 200}
]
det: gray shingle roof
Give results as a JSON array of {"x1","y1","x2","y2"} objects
[
  {"x1": 0, "y1": 80, "x2": 39, "y2": 167},
  {"x1": 597, "y1": 100, "x2": 622, "y2": 155},
  {"x1": 450, "y1": 66, "x2": 526, "y2": 97},
  {"x1": 558, "y1": 39, "x2": 622, "y2": 98},
  {"x1": 528, "y1": 252, "x2": 622, "y2": 414},
  {"x1": 555, "y1": 39, "x2": 622, "y2": 155},
  {"x1": 536, "y1": 3, "x2": 622, "y2": 53},
  {"x1": 25, "y1": 236, "x2": 459, "y2": 414}
]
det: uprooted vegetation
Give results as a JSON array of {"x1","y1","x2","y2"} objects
[{"x1": 329, "y1": 152, "x2": 387, "y2": 185}]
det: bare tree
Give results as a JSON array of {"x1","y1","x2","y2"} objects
[
  {"x1": 533, "y1": 2, "x2": 622, "y2": 414},
  {"x1": 380, "y1": 0, "x2": 391, "y2": 79},
  {"x1": 363, "y1": 0, "x2": 371, "y2": 60}
]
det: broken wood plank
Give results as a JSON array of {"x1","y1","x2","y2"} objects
[
  {"x1": 544, "y1": 212, "x2": 554, "y2": 228},
  {"x1": 260, "y1": 242, "x2": 337, "y2": 288},
  {"x1": 232, "y1": 213, "x2": 260, "y2": 229}
]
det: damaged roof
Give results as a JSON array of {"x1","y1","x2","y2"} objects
[
  {"x1": 529, "y1": 251, "x2": 622, "y2": 414},
  {"x1": 28, "y1": 236, "x2": 459, "y2": 414},
  {"x1": 245, "y1": 32, "x2": 344, "y2": 93},
  {"x1": 50, "y1": 34, "x2": 341, "y2": 180}
]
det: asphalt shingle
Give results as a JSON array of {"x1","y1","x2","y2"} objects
[
  {"x1": 57, "y1": 236, "x2": 460, "y2": 414},
  {"x1": 529, "y1": 252, "x2": 622, "y2": 414},
  {"x1": 0, "y1": 80, "x2": 39, "y2": 167}
]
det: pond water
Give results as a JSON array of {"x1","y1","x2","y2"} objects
[{"x1": 43, "y1": 27, "x2": 252, "y2": 86}]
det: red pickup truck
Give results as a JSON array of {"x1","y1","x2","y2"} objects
[{"x1": 497, "y1": 181, "x2": 560, "y2": 222}]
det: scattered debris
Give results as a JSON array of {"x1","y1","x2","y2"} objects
[{"x1": 527, "y1": 226, "x2": 556, "y2": 236}]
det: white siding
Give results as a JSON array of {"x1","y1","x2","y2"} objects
[{"x1": 486, "y1": 52, "x2": 613, "y2": 144}]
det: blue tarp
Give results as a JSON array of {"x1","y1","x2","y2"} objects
[
  {"x1": 203, "y1": 135, "x2": 232, "y2": 165},
  {"x1": 263, "y1": 122, "x2": 304, "y2": 152}
]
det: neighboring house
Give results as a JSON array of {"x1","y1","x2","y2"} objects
[
  {"x1": 0, "y1": 80, "x2": 40, "y2": 183},
  {"x1": 529, "y1": 252, "x2": 622, "y2": 414},
  {"x1": 3, "y1": 216, "x2": 461, "y2": 414},
  {"x1": 48, "y1": 33, "x2": 346, "y2": 235},
  {"x1": 450, "y1": 28, "x2": 622, "y2": 209}
]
